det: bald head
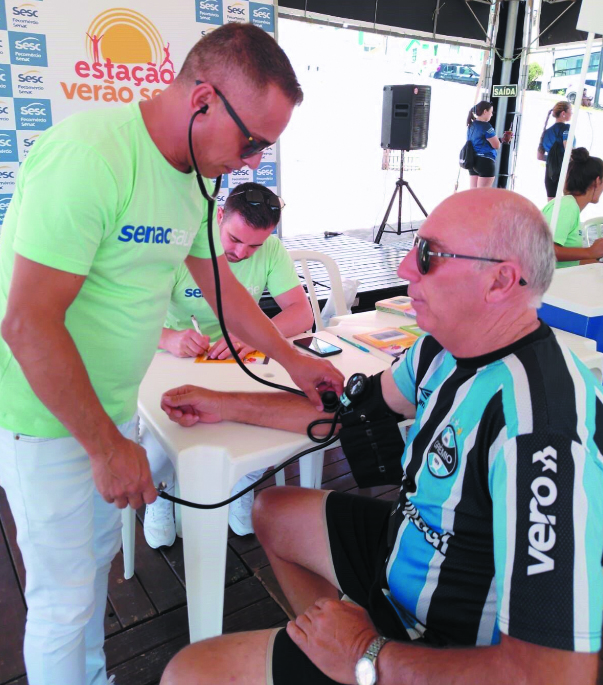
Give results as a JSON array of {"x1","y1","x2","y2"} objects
[{"x1": 428, "y1": 189, "x2": 555, "y2": 300}]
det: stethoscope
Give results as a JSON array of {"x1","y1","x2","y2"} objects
[{"x1": 154, "y1": 110, "x2": 348, "y2": 509}]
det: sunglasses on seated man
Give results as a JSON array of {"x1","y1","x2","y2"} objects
[
  {"x1": 196, "y1": 80, "x2": 274, "y2": 159},
  {"x1": 230, "y1": 187, "x2": 285, "y2": 211},
  {"x1": 413, "y1": 235, "x2": 527, "y2": 286}
]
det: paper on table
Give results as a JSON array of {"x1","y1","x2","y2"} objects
[{"x1": 195, "y1": 351, "x2": 269, "y2": 364}]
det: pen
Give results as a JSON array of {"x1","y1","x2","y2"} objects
[
  {"x1": 191, "y1": 315, "x2": 202, "y2": 336},
  {"x1": 336, "y1": 335, "x2": 370, "y2": 353}
]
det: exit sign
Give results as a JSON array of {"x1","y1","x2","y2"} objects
[{"x1": 493, "y1": 84, "x2": 518, "y2": 97}]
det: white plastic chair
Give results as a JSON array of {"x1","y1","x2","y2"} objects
[
  {"x1": 583, "y1": 216, "x2": 603, "y2": 247},
  {"x1": 288, "y1": 249, "x2": 347, "y2": 331},
  {"x1": 121, "y1": 251, "x2": 348, "y2": 578}
]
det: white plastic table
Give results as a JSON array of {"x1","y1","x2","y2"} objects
[
  {"x1": 328, "y1": 309, "x2": 603, "y2": 380},
  {"x1": 137, "y1": 330, "x2": 389, "y2": 642}
]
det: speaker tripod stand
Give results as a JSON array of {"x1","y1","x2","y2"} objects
[{"x1": 373, "y1": 150, "x2": 428, "y2": 245}]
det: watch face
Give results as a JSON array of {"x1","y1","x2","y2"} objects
[{"x1": 355, "y1": 657, "x2": 376, "y2": 685}]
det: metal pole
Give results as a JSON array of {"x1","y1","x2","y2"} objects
[
  {"x1": 595, "y1": 43, "x2": 603, "y2": 109},
  {"x1": 493, "y1": 0, "x2": 520, "y2": 183},
  {"x1": 549, "y1": 32, "x2": 595, "y2": 236}
]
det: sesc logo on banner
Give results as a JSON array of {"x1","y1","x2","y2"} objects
[
  {"x1": 13, "y1": 67, "x2": 46, "y2": 96},
  {"x1": 0, "y1": 162, "x2": 18, "y2": 193},
  {"x1": 224, "y1": 1, "x2": 248, "y2": 24},
  {"x1": 229, "y1": 168, "x2": 253, "y2": 186},
  {"x1": 9, "y1": 31, "x2": 47, "y2": 67},
  {"x1": 17, "y1": 129, "x2": 40, "y2": 160},
  {"x1": 196, "y1": 0, "x2": 222, "y2": 25},
  {"x1": 0, "y1": 99, "x2": 14, "y2": 128},
  {"x1": 0, "y1": 131, "x2": 18, "y2": 162},
  {"x1": 250, "y1": 3, "x2": 274, "y2": 32},
  {"x1": 0, "y1": 193, "x2": 12, "y2": 226},
  {"x1": 9, "y1": 2, "x2": 42, "y2": 31},
  {"x1": 254, "y1": 162, "x2": 276, "y2": 186},
  {"x1": 0, "y1": 65, "x2": 13, "y2": 97},
  {"x1": 261, "y1": 144, "x2": 276, "y2": 162},
  {"x1": 216, "y1": 189, "x2": 228, "y2": 207},
  {"x1": 14, "y1": 97, "x2": 51, "y2": 130}
]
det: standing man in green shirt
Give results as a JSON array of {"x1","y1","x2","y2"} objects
[
  {"x1": 144, "y1": 182, "x2": 313, "y2": 545},
  {"x1": 0, "y1": 23, "x2": 343, "y2": 685}
]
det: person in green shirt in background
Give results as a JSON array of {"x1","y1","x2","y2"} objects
[
  {"x1": 144, "y1": 182, "x2": 313, "y2": 544},
  {"x1": 0, "y1": 24, "x2": 343, "y2": 685},
  {"x1": 542, "y1": 148, "x2": 603, "y2": 268}
]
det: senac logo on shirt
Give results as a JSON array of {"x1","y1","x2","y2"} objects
[{"x1": 118, "y1": 224, "x2": 195, "y2": 247}]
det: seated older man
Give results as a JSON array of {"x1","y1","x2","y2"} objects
[{"x1": 159, "y1": 189, "x2": 603, "y2": 685}]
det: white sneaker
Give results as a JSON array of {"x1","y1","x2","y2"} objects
[
  {"x1": 228, "y1": 469, "x2": 264, "y2": 536},
  {"x1": 144, "y1": 493, "x2": 176, "y2": 549}
]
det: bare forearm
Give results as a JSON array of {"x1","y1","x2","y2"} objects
[
  {"x1": 198, "y1": 259, "x2": 297, "y2": 364},
  {"x1": 2, "y1": 317, "x2": 120, "y2": 454},
  {"x1": 158, "y1": 327, "x2": 172, "y2": 351},
  {"x1": 220, "y1": 390, "x2": 330, "y2": 434},
  {"x1": 554, "y1": 243, "x2": 599, "y2": 262},
  {"x1": 376, "y1": 640, "x2": 596, "y2": 685},
  {"x1": 270, "y1": 302, "x2": 313, "y2": 339}
]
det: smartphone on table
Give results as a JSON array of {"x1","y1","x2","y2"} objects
[{"x1": 293, "y1": 336, "x2": 342, "y2": 357}]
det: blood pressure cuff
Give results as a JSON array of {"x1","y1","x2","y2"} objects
[{"x1": 338, "y1": 372, "x2": 405, "y2": 489}]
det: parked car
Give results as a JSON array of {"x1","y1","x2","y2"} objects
[
  {"x1": 432, "y1": 63, "x2": 479, "y2": 86},
  {"x1": 566, "y1": 79, "x2": 603, "y2": 107}
]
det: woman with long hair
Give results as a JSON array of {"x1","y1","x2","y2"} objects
[
  {"x1": 538, "y1": 101, "x2": 573, "y2": 201},
  {"x1": 465, "y1": 101, "x2": 511, "y2": 189},
  {"x1": 542, "y1": 147, "x2": 603, "y2": 268}
]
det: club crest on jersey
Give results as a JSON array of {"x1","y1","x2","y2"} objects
[{"x1": 427, "y1": 425, "x2": 458, "y2": 478}]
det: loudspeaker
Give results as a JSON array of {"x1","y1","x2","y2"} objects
[{"x1": 381, "y1": 85, "x2": 431, "y2": 151}]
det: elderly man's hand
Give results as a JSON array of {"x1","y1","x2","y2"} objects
[
  {"x1": 161, "y1": 385, "x2": 223, "y2": 427},
  {"x1": 286, "y1": 598, "x2": 380, "y2": 684}
]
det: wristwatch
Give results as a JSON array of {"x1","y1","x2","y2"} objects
[{"x1": 355, "y1": 636, "x2": 390, "y2": 685}]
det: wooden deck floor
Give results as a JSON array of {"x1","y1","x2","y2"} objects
[
  {"x1": 0, "y1": 446, "x2": 402, "y2": 685},
  {"x1": 2, "y1": 444, "x2": 603, "y2": 684}
]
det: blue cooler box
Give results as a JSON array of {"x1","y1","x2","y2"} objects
[{"x1": 539, "y1": 264, "x2": 603, "y2": 351}]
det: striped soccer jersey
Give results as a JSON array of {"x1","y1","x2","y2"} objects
[{"x1": 387, "y1": 323, "x2": 603, "y2": 652}]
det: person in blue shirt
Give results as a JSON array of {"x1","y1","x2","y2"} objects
[
  {"x1": 538, "y1": 101, "x2": 573, "y2": 200},
  {"x1": 466, "y1": 101, "x2": 511, "y2": 189}
]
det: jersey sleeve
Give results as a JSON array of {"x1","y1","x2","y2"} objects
[
  {"x1": 187, "y1": 180, "x2": 223, "y2": 260},
  {"x1": 490, "y1": 432, "x2": 603, "y2": 652},
  {"x1": 391, "y1": 339, "x2": 421, "y2": 405},
  {"x1": 12, "y1": 141, "x2": 119, "y2": 275},
  {"x1": 486, "y1": 126, "x2": 496, "y2": 139},
  {"x1": 265, "y1": 238, "x2": 302, "y2": 298}
]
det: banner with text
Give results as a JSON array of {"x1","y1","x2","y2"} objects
[{"x1": 0, "y1": 0, "x2": 279, "y2": 226}]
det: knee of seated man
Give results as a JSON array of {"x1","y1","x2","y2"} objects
[
  {"x1": 252, "y1": 486, "x2": 306, "y2": 542},
  {"x1": 161, "y1": 641, "x2": 225, "y2": 685}
]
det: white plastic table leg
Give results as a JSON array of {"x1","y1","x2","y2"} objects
[
  {"x1": 121, "y1": 506, "x2": 136, "y2": 580},
  {"x1": 178, "y1": 446, "x2": 230, "y2": 642},
  {"x1": 299, "y1": 449, "x2": 324, "y2": 489}
]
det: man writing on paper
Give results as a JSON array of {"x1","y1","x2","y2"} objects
[
  {"x1": 144, "y1": 181, "x2": 313, "y2": 545},
  {"x1": 0, "y1": 23, "x2": 343, "y2": 685},
  {"x1": 160, "y1": 189, "x2": 603, "y2": 685}
]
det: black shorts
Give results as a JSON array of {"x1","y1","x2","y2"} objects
[
  {"x1": 269, "y1": 492, "x2": 411, "y2": 685},
  {"x1": 468, "y1": 155, "x2": 495, "y2": 177}
]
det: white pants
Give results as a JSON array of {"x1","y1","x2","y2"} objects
[{"x1": 0, "y1": 417, "x2": 137, "y2": 685}]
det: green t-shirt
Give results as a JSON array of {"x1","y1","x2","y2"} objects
[
  {"x1": 542, "y1": 195, "x2": 582, "y2": 269},
  {"x1": 165, "y1": 235, "x2": 300, "y2": 342},
  {"x1": 0, "y1": 102, "x2": 222, "y2": 437}
]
